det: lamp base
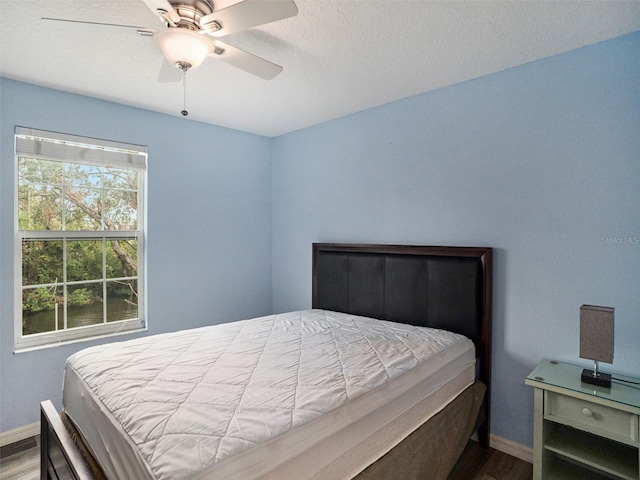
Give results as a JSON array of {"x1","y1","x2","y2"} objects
[{"x1": 581, "y1": 368, "x2": 612, "y2": 388}]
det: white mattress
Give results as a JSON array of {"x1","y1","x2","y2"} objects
[{"x1": 63, "y1": 309, "x2": 475, "y2": 480}]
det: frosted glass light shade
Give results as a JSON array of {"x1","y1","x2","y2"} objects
[{"x1": 153, "y1": 29, "x2": 212, "y2": 69}]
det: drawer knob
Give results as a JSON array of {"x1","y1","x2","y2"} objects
[{"x1": 582, "y1": 407, "x2": 594, "y2": 417}]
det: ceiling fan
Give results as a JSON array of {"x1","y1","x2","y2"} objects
[{"x1": 43, "y1": 0, "x2": 297, "y2": 113}]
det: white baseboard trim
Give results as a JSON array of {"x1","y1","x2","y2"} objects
[
  {"x1": 0, "y1": 422, "x2": 40, "y2": 447},
  {"x1": 490, "y1": 433, "x2": 533, "y2": 464}
]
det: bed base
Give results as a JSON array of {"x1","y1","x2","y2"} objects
[
  {"x1": 355, "y1": 381, "x2": 486, "y2": 480},
  {"x1": 41, "y1": 381, "x2": 485, "y2": 480}
]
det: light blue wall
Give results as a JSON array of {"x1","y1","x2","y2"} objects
[
  {"x1": 0, "y1": 79, "x2": 273, "y2": 431},
  {"x1": 272, "y1": 32, "x2": 640, "y2": 446}
]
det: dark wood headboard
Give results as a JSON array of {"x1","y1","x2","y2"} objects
[{"x1": 312, "y1": 243, "x2": 492, "y2": 446}]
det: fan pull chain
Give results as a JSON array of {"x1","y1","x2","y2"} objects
[{"x1": 181, "y1": 70, "x2": 188, "y2": 117}]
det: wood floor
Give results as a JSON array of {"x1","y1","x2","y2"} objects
[
  {"x1": 0, "y1": 436, "x2": 532, "y2": 480},
  {"x1": 448, "y1": 441, "x2": 533, "y2": 480},
  {"x1": 0, "y1": 437, "x2": 39, "y2": 480}
]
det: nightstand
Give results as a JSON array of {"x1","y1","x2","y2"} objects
[{"x1": 526, "y1": 359, "x2": 640, "y2": 480}]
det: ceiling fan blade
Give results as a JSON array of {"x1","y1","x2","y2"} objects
[
  {"x1": 140, "y1": 0, "x2": 181, "y2": 25},
  {"x1": 212, "y1": 41, "x2": 283, "y2": 80},
  {"x1": 158, "y1": 59, "x2": 184, "y2": 83},
  {"x1": 42, "y1": 17, "x2": 152, "y2": 35},
  {"x1": 200, "y1": 0, "x2": 297, "y2": 37}
]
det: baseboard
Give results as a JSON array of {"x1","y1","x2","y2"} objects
[
  {"x1": 0, "y1": 422, "x2": 39, "y2": 447},
  {"x1": 489, "y1": 433, "x2": 533, "y2": 464}
]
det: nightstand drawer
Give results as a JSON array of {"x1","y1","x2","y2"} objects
[{"x1": 545, "y1": 391, "x2": 639, "y2": 446}]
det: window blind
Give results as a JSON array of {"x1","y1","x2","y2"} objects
[{"x1": 15, "y1": 127, "x2": 147, "y2": 170}]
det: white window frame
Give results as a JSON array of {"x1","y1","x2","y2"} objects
[{"x1": 14, "y1": 127, "x2": 147, "y2": 352}]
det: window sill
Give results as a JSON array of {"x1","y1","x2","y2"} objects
[{"x1": 14, "y1": 322, "x2": 146, "y2": 354}]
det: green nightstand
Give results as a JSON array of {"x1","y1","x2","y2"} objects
[{"x1": 526, "y1": 359, "x2": 640, "y2": 480}]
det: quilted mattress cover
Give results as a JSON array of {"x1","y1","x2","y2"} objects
[{"x1": 63, "y1": 309, "x2": 475, "y2": 480}]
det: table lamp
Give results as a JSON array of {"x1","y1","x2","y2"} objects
[{"x1": 579, "y1": 305, "x2": 614, "y2": 388}]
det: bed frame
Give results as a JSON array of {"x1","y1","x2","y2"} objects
[
  {"x1": 40, "y1": 243, "x2": 492, "y2": 480},
  {"x1": 312, "y1": 243, "x2": 492, "y2": 449}
]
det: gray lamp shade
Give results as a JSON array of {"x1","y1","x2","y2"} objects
[{"x1": 579, "y1": 305, "x2": 614, "y2": 364}]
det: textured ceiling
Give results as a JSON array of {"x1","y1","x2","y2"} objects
[{"x1": 1, "y1": 1, "x2": 639, "y2": 137}]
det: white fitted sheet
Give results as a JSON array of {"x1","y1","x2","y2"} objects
[{"x1": 63, "y1": 310, "x2": 475, "y2": 480}]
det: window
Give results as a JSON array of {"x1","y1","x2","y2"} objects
[{"x1": 15, "y1": 127, "x2": 147, "y2": 351}]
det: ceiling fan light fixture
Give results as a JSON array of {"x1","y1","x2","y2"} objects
[{"x1": 153, "y1": 28, "x2": 212, "y2": 70}]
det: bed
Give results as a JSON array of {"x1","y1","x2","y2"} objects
[{"x1": 40, "y1": 243, "x2": 492, "y2": 480}]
